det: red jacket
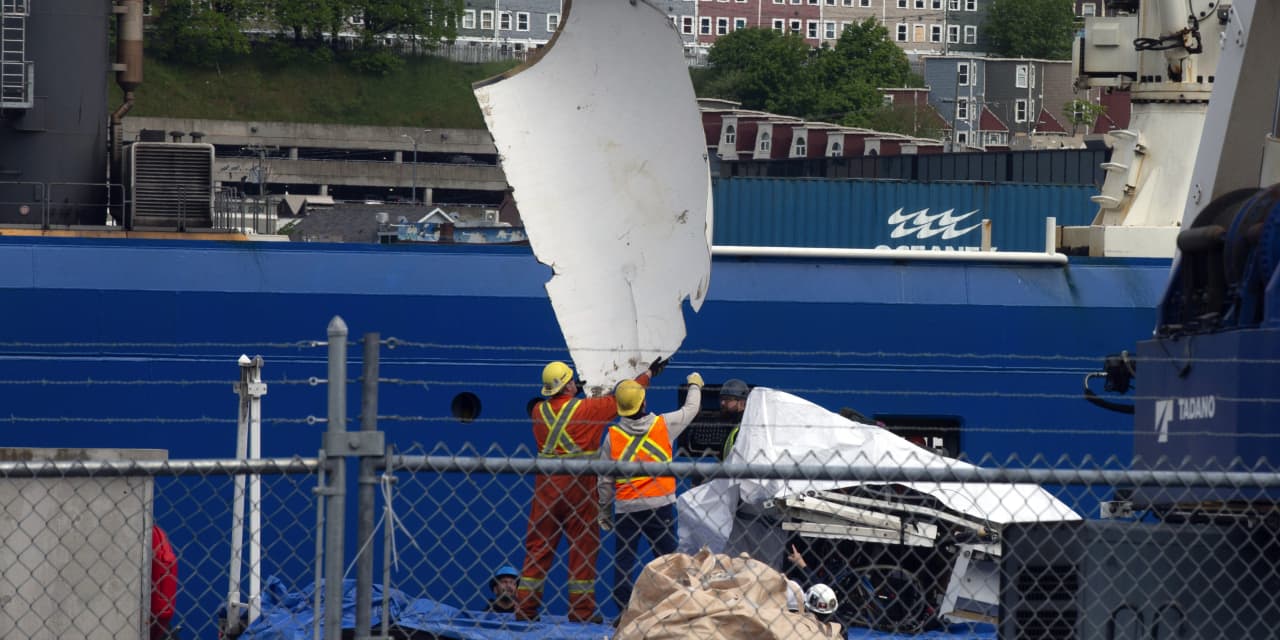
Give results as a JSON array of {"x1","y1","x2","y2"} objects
[
  {"x1": 532, "y1": 372, "x2": 651, "y2": 457},
  {"x1": 151, "y1": 526, "x2": 178, "y2": 627}
]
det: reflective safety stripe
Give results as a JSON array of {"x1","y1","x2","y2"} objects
[
  {"x1": 518, "y1": 576, "x2": 544, "y2": 592},
  {"x1": 614, "y1": 417, "x2": 672, "y2": 465},
  {"x1": 608, "y1": 416, "x2": 676, "y2": 500},
  {"x1": 567, "y1": 579, "x2": 595, "y2": 594},
  {"x1": 538, "y1": 399, "x2": 585, "y2": 458}
]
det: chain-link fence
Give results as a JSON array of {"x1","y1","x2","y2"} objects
[
  {"x1": 2, "y1": 319, "x2": 1278, "y2": 640},
  {"x1": 0, "y1": 457, "x2": 319, "y2": 640}
]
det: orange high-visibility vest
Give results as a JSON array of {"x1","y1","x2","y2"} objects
[{"x1": 608, "y1": 416, "x2": 676, "y2": 500}]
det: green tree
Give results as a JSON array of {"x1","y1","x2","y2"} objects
[
  {"x1": 704, "y1": 28, "x2": 814, "y2": 114},
  {"x1": 1063, "y1": 99, "x2": 1106, "y2": 134},
  {"x1": 700, "y1": 22, "x2": 920, "y2": 124},
  {"x1": 809, "y1": 19, "x2": 916, "y2": 124},
  {"x1": 150, "y1": 1, "x2": 256, "y2": 67},
  {"x1": 983, "y1": 0, "x2": 1076, "y2": 59},
  {"x1": 267, "y1": 0, "x2": 355, "y2": 46}
]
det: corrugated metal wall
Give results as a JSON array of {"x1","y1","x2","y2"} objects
[
  {"x1": 713, "y1": 177, "x2": 1098, "y2": 251},
  {"x1": 719, "y1": 148, "x2": 1109, "y2": 186}
]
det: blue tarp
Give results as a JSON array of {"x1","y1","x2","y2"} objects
[
  {"x1": 243, "y1": 578, "x2": 995, "y2": 640},
  {"x1": 242, "y1": 577, "x2": 610, "y2": 640}
]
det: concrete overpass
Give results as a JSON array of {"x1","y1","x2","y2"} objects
[{"x1": 122, "y1": 117, "x2": 508, "y2": 201}]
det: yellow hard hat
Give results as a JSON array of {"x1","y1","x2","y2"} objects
[
  {"x1": 615, "y1": 380, "x2": 646, "y2": 417},
  {"x1": 541, "y1": 361, "x2": 574, "y2": 396}
]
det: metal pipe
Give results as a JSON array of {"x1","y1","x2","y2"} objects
[
  {"x1": 354, "y1": 333, "x2": 380, "y2": 639},
  {"x1": 711, "y1": 245, "x2": 1068, "y2": 265},
  {"x1": 323, "y1": 317, "x2": 348, "y2": 640}
]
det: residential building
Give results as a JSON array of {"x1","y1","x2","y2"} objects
[
  {"x1": 924, "y1": 56, "x2": 1080, "y2": 150},
  {"x1": 943, "y1": 0, "x2": 989, "y2": 55},
  {"x1": 881, "y1": 0, "x2": 949, "y2": 55},
  {"x1": 760, "y1": 0, "x2": 823, "y2": 47},
  {"x1": 457, "y1": 0, "x2": 563, "y2": 51}
]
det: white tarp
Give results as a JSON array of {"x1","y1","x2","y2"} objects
[
  {"x1": 473, "y1": 0, "x2": 713, "y2": 394},
  {"x1": 679, "y1": 388, "x2": 1081, "y2": 553}
]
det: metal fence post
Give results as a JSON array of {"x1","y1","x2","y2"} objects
[
  {"x1": 324, "y1": 317, "x2": 348, "y2": 640},
  {"x1": 355, "y1": 333, "x2": 380, "y2": 639},
  {"x1": 226, "y1": 354, "x2": 268, "y2": 637}
]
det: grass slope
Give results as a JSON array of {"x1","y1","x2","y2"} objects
[{"x1": 112, "y1": 52, "x2": 519, "y2": 128}]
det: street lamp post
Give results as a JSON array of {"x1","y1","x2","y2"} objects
[{"x1": 400, "y1": 129, "x2": 431, "y2": 205}]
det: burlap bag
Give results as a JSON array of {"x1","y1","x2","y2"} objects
[{"x1": 614, "y1": 549, "x2": 842, "y2": 640}]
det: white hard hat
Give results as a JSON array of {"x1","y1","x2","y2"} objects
[{"x1": 805, "y1": 583, "x2": 838, "y2": 615}]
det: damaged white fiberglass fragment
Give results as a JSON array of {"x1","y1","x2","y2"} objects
[{"x1": 474, "y1": 0, "x2": 713, "y2": 395}]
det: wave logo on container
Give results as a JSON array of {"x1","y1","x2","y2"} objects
[
  {"x1": 887, "y1": 208, "x2": 983, "y2": 240},
  {"x1": 1153, "y1": 396, "x2": 1215, "y2": 443}
]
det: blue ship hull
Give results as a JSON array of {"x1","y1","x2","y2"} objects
[
  {"x1": 0, "y1": 236, "x2": 1167, "y2": 464},
  {"x1": 0, "y1": 235, "x2": 1170, "y2": 625}
]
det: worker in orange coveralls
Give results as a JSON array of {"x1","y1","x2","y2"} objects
[{"x1": 515, "y1": 357, "x2": 668, "y2": 623}]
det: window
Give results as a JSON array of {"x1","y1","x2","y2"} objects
[
  {"x1": 829, "y1": 141, "x2": 842, "y2": 156},
  {"x1": 772, "y1": 18, "x2": 785, "y2": 31},
  {"x1": 930, "y1": 24, "x2": 942, "y2": 42},
  {"x1": 913, "y1": 24, "x2": 925, "y2": 41},
  {"x1": 1082, "y1": 2, "x2": 1096, "y2": 16},
  {"x1": 760, "y1": 131, "x2": 771, "y2": 152},
  {"x1": 947, "y1": 25, "x2": 959, "y2": 43},
  {"x1": 700, "y1": 16, "x2": 711, "y2": 34},
  {"x1": 964, "y1": 25, "x2": 977, "y2": 43},
  {"x1": 773, "y1": 0, "x2": 783, "y2": 4},
  {"x1": 965, "y1": 0, "x2": 976, "y2": 9},
  {"x1": 883, "y1": 94, "x2": 895, "y2": 105},
  {"x1": 956, "y1": 131, "x2": 969, "y2": 145},
  {"x1": 717, "y1": 17, "x2": 729, "y2": 34},
  {"x1": 986, "y1": 132, "x2": 1006, "y2": 146},
  {"x1": 794, "y1": 136, "x2": 807, "y2": 156},
  {"x1": 897, "y1": 0, "x2": 907, "y2": 7},
  {"x1": 480, "y1": 10, "x2": 493, "y2": 30},
  {"x1": 734, "y1": 17, "x2": 747, "y2": 29},
  {"x1": 956, "y1": 98, "x2": 969, "y2": 120},
  {"x1": 790, "y1": 19, "x2": 802, "y2": 34},
  {"x1": 825, "y1": 21, "x2": 837, "y2": 39},
  {"x1": 1016, "y1": 64, "x2": 1028, "y2": 88},
  {"x1": 809, "y1": 0, "x2": 820, "y2": 5},
  {"x1": 915, "y1": 0, "x2": 925, "y2": 7},
  {"x1": 948, "y1": 0, "x2": 959, "y2": 8},
  {"x1": 516, "y1": 12, "x2": 529, "y2": 31},
  {"x1": 932, "y1": 0, "x2": 943, "y2": 8},
  {"x1": 1015, "y1": 99, "x2": 1028, "y2": 123},
  {"x1": 725, "y1": 125, "x2": 736, "y2": 144},
  {"x1": 683, "y1": 16, "x2": 695, "y2": 33},
  {"x1": 896, "y1": 23, "x2": 908, "y2": 41},
  {"x1": 957, "y1": 62, "x2": 970, "y2": 85},
  {"x1": 547, "y1": 13, "x2": 560, "y2": 31},
  {"x1": 462, "y1": 10, "x2": 475, "y2": 29},
  {"x1": 808, "y1": 20, "x2": 819, "y2": 38},
  {"x1": 499, "y1": 11, "x2": 512, "y2": 30},
  {"x1": 860, "y1": 0, "x2": 871, "y2": 5}
]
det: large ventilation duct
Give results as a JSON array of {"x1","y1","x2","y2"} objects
[{"x1": 124, "y1": 143, "x2": 214, "y2": 230}]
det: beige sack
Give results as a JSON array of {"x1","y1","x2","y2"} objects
[{"x1": 615, "y1": 549, "x2": 842, "y2": 640}]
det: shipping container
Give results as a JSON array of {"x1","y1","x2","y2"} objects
[{"x1": 712, "y1": 177, "x2": 1098, "y2": 252}]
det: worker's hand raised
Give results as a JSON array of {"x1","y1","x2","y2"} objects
[
  {"x1": 648, "y1": 356, "x2": 670, "y2": 378},
  {"x1": 686, "y1": 372, "x2": 704, "y2": 388}
]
